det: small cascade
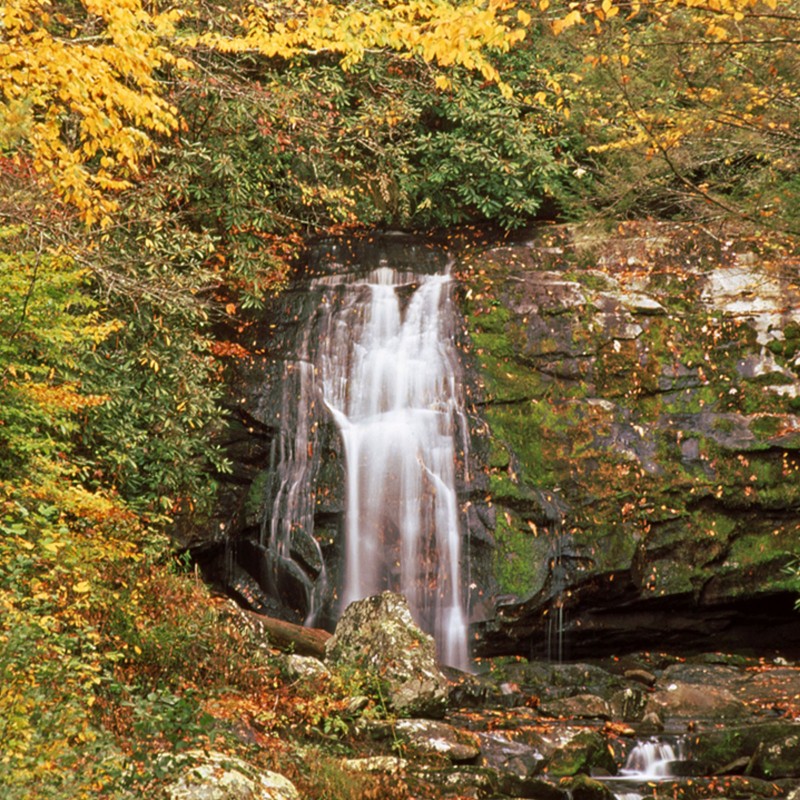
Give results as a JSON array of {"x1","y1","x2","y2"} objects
[
  {"x1": 263, "y1": 250, "x2": 471, "y2": 670},
  {"x1": 545, "y1": 524, "x2": 568, "y2": 663},
  {"x1": 620, "y1": 737, "x2": 685, "y2": 780},
  {"x1": 594, "y1": 736, "x2": 689, "y2": 800}
]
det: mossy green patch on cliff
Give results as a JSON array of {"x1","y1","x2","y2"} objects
[
  {"x1": 727, "y1": 529, "x2": 798, "y2": 576},
  {"x1": 492, "y1": 508, "x2": 551, "y2": 598}
]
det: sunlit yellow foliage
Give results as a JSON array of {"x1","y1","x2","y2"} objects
[
  {"x1": 190, "y1": 0, "x2": 528, "y2": 98},
  {"x1": 2, "y1": 0, "x2": 532, "y2": 225},
  {"x1": 1, "y1": 0, "x2": 182, "y2": 226}
]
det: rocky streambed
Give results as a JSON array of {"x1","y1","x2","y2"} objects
[
  {"x1": 166, "y1": 593, "x2": 800, "y2": 800},
  {"x1": 435, "y1": 651, "x2": 800, "y2": 800}
]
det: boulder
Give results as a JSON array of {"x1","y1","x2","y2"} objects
[
  {"x1": 395, "y1": 718, "x2": 481, "y2": 763},
  {"x1": 341, "y1": 756, "x2": 408, "y2": 773},
  {"x1": 561, "y1": 774, "x2": 618, "y2": 800},
  {"x1": 539, "y1": 693, "x2": 612, "y2": 721},
  {"x1": 645, "y1": 681, "x2": 751, "y2": 722},
  {"x1": 165, "y1": 751, "x2": 299, "y2": 800},
  {"x1": 542, "y1": 729, "x2": 618, "y2": 778},
  {"x1": 324, "y1": 591, "x2": 449, "y2": 718},
  {"x1": 689, "y1": 721, "x2": 800, "y2": 779},
  {"x1": 283, "y1": 654, "x2": 330, "y2": 681},
  {"x1": 477, "y1": 730, "x2": 545, "y2": 779}
]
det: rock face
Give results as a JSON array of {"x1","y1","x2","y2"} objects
[
  {"x1": 459, "y1": 222, "x2": 800, "y2": 658},
  {"x1": 198, "y1": 225, "x2": 799, "y2": 660},
  {"x1": 324, "y1": 591, "x2": 450, "y2": 718}
]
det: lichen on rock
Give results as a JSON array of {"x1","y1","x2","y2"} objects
[{"x1": 324, "y1": 591, "x2": 450, "y2": 718}]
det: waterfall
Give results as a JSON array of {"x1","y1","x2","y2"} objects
[
  {"x1": 620, "y1": 737, "x2": 686, "y2": 779},
  {"x1": 265, "y1": 249, "x2": 471, "y2": 670}
]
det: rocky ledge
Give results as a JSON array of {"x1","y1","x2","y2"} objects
[{"x1": 458, "y1": 221, "x2": 800, "y2": 659}]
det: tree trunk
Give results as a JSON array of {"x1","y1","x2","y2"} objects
[{"x1": 244, "y1": 609, "x2": 331, "y2": 658}]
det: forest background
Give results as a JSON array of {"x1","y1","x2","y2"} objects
[{"x1": 1, "y1": 0, "x2": 798, "y2": 796}]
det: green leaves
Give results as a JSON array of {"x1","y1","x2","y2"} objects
[{"x1": 0, "y1": 226, "x2": 113, "y2": 482}]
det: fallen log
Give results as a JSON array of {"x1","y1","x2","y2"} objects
[{"x1": 241, "y1": 608, "x2": 332, "y2": 659}]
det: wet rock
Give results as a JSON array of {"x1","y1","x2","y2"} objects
[
  {"x1": 611, "y1": 686, "x2": 648, "y2": 722},
  {"x1": 561, "y1": 773, "x2": 618, "y2": 800},
  {"x1": 543, "y1": 729, "x2": 617, "y2": 778},
  {"x1": 415, "y1": 765, "x2": 499, "y2": 798},
  {"x1": 324, "y1": 592, "x2": 449, "y2": 718},
  {"x1": 539, "y1": 693, "x2": 612, "y2": 721},
  {"x1": 645, "y1": 681, "x2": 750, "y2": 722},
  {"x1": 639, "y1": 711, "x2": 665, "y2": 733},
  {"x1": 651, "y1": 775, "x2": 789, "y2": 799},
  {"x1": 477, "y1": 730, "x2": 545, "y2": 779},
  {"x1": 395, "y1": 718, "x2": 480, "y2": 763},
  {"x1": 503, "y1": 661, "x2": 623, "y2": 701},
  {"x1": 448, "y1": 670, "x2": 528, "y2": 709},
  {"x1": 165, "y1": 751, "x2": 299, "y2": 800},
  {"x1": 341, "y1": 756, "x2": 408, "y2": 773},
  {"x1": 661, "y1": 661, "x2": 743, "y2": 687},
  {"x1": 689, "y1": 721, "x2": 800, "y2": 779},
  {"x1": 495, "y1": 773, "x2": 567, "y2": 799}
]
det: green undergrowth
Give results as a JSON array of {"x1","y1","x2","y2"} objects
[{"x1": 0, "y1": 222, "x2": 412, "y2": 799}]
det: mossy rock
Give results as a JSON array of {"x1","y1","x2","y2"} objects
[{"x1": 544, "y1": 730, "x2": 617, "y2": 778}]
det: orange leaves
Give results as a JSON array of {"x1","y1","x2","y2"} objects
[
  {"x1": 209, "y1": 340, "x2": 252, "y2": 360},
  {"x1": 21, "y1": 382, "x2": 109, "y2": 415},
  {"x1": 552, "y1": 9, "x2": 585, "y2": 35}
]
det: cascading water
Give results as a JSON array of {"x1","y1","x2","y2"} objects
[
  {"x1": 620, "y1": 738, "x2": 685, "y2": 779},
  {"x1": 601, "y1": 736, "x2": 689, "y2": 800},
  {"x1": 264, "y1": 249, "x2": 471, "y2": 670}
]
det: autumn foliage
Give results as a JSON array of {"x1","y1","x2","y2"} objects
[{"x1": 1, "y1": 0, "x2": 798, "y2": 795}]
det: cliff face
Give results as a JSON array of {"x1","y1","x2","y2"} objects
[
  {"x1": 460, "y1": 222, "x2": 800, "y2": 658},
  {"x1": 201, "y1": 224, "x2": 799, "y2": 659}
]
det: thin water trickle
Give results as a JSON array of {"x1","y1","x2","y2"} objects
[{"x1": 265, "y1": 257, "x2": 471, "y2": 670}]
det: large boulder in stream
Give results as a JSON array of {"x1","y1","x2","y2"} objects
[{"x1": 324, "y1": 591, "x2": 450, "y2": 718}]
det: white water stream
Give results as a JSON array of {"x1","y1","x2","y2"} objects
[
  {"x1": 603, "y1": 737, "x2": 688, "y2": 800},
  {"x1": 266, "y1": 258, "x2": 471, "y2": 670}
]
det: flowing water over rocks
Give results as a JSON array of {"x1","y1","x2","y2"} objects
[
  {"x1": 395, "y1": 651, "x2": 800, "y2": 799},
  {"x1": 314, "y1": 264, "x2": 469, "y2": 669},
  {"x1": 215, "y1": 238, "x2": 480, "y2": 669}
]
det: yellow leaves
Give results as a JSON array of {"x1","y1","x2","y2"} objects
[
  {"x1": 73, "y1": 580, "x2": 91, "y2": 594},
  {"x1": 434, "y1": 74, "x2": 452, "y2": 92},
  {"x1": 1, "y1": 0, "x2": 183, "y2": 227},
  {"x1": 140, "y1": 356, "x2": 161, "y2": 373},
  {"x1": 5, "y1": 0, "x2": 540, "y2": 228},
  {"x1": 196, "y1": 0, "x2": 524, "y2": 96},
  {"x1": 552, "y1": 9, "x2": 585, "y2": 35}
]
